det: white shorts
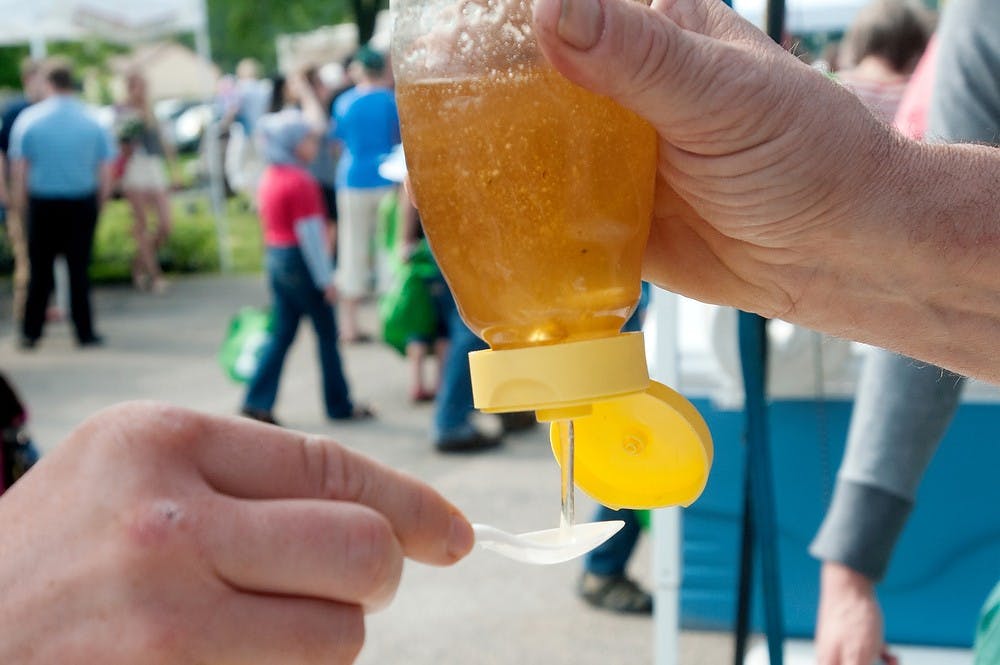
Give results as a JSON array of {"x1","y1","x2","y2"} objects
[
  {"x1": 335, "y1": 186, "x2": 394, "y2": 298},
  {"x1": 122, "y1": 153, "x2": 169, "y2": 193}
]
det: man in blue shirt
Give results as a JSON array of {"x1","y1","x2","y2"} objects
[
  {"x1": 332, "y1": 47, "x2": 400, "y2": 343},
  {"x1": 9, "y1": 59, "x2": 116, "y2": 349}
]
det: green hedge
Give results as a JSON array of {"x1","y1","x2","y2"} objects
[{"x1": 0, "y1": 196, "x2": 264, "y2": 283}]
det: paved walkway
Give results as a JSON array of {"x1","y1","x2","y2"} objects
[{"x1": 1, "y1": 275, "x2": 730, "y2": 664}]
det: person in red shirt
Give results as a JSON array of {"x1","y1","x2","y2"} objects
[{"x1": 242, "y1": 110, "x2": 373, "y2": 425}]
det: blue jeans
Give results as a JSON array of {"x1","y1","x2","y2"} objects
[
  {"x1": 434, "y1": 290, "x2": 487, "y2": 441},
  {"x1": 244, "y1": 247, "x2": 353, "y2": 418},
  {"x1": 584, "y1": 287, "x2": 649, "y2": 573},
  {"x1": 585, "y1": 505, "x2": 642, "y2": 575}
]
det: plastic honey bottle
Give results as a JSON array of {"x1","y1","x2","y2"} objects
[{"x1": 394, "y1": 0, "x2": 712, "y2": 511}]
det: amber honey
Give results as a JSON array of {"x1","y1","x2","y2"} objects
[{"x1": 397, "y1": 65, "x2": 656, "y2": 349}]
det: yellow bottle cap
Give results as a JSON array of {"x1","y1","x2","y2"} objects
[
  {"x1": 469, "y1": 333, "x2": 650, "y2": 414},
  {"x1": 550, "y1": 381, "x2": 713, "y2": 509}
]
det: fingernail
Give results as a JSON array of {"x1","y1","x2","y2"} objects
[
  {"x1": 447, "y1": 513, "x2": 475, "y2": 559},
  {"x1": 558, "y1": 0, "x2": 605, "y2": 50}
]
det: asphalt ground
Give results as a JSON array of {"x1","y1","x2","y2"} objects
[{"x1": 1, "y1": 274, "x2": 733, "y2": 664}]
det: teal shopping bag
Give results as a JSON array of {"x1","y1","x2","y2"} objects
[{"x1": 219, "y1": 307, "x2": 273, "y2": 383}]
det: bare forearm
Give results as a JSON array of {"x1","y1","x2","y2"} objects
[
  {"x1": 0, "y1": 155, "x2": 8, "y2": 205},
  {"x1": 793, "y1": 140, "x2": 1000, "y2": 381},
  {"x1": 297, "y1": 80, "x2": 328, "y2": 131},
  {"x1": 98, "y1": 164, "x2": 113, "y2": 208},
  {"x1": 11, "y1": 161, "x2": 27, "y2": 212}
]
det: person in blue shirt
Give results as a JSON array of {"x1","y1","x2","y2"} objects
[
  {"x1": 9, "y1": 59, "x2": 116, "y2": 349},
  {"x1": 332, "y1": 47, "x2": 400, "y2": 343}
]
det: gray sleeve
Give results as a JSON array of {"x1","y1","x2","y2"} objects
[
  {"x1": 809, "y1": 349, "x2": 964, "y2": 581},
  {"x1": 927, "y1": 0, "x2": 1000, "y2": 145},
  {"x1": 294, "y1": 216, "x2": 334, "y2": 290}
]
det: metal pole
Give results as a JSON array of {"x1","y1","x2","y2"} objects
[
  {"x1": 30, "y1": 36, "x2": 47, "y2": 59},
  {"x1": 732, "y1": 0, "x2": 788, "y2": 655},
  {"x1": 194, "y1": 0, "x2": 232, "y2": 273},
  {"x1": 738, "y1": 312, "x2": 785, "y2": 665},
  {"x1": 733, "y1": 450, "x2": 755, "y2": 665},
  {"x1": 649, "y1": 287, "x2": 682, "y2": 665},
  {"x1": 765, "y1": 0, "x2": 787, "y2": 49}
]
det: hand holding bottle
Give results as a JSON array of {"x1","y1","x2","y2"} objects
[{"x1": 533, "y1": 0, "x2": 1000, "y2": 381}]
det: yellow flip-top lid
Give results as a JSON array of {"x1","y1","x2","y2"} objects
[
  {"x1": 550, "y1": 381, "x2": 713, "y2": 509},
  {"x1": 469, "y1": 333, "x2": 713, "y2": 509}
]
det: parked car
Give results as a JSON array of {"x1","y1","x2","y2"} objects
[{"x1": 156, "y1": 99, "x2": 213, "y2": 154}]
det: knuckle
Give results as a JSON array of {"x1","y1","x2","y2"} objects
[
  {"x1": 301, "y1": 434, "x2": 344, "y2": 498},
  {"x1": 80, "y1": 401, "x2": 206, "y2": 456},
  {"x1": 618, "y1": 11, "x2": 676, "y2": 100},
  {"x1": 344, "y1": 511, "x2": 403, "y2": 604},
  {"x1": 302, "y1": 434, "x2": 370, "y2": 504}
]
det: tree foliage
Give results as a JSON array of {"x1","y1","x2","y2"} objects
[
  {"x1": 0, "y1": 40, "x2": 126, "y2": 94},
  {"x1": 351, "y1": 0, "x2": 384, "y2": 46},
  {"x1": 208, "y1": 0, "x2": 387, "y2": 74}
]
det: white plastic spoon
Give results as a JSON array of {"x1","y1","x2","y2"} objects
[{"x1": 472, "y1": 520, "x2": 625, "y2": 565}]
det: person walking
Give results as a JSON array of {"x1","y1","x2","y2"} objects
[
  {"x1": 9, "y1": 59, "x2": 115, "y2": 349},
  {"x1": 0, "y1": 58, "x2": 43, "y2": 324},
  {"x1": 222, "y1": 59, "x2": 270, "y2": 199},
  {"x1": 116, "y1": 70, "x2": 175, "y2": 294},
  {"x1": 332, "y1": 47, "x2": 400, "y2": 343},
  {"x1": 241, "y1": 110, "x2": 373, "y2": 425}
]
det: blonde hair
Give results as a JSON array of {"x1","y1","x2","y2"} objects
[
  {"x1": 236, "y1": 58, "x2": 262, "y2": 80},
  {"x1": 125, "y1": 69, "x2": 156, "y2": 124}
]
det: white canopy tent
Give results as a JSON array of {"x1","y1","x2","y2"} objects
[
  {"x1": 0, "y1": 0, "x2": 206, "y2": 48},
  {"x1": 0, "y1": 0, "x2": 231, "y2": 271}
]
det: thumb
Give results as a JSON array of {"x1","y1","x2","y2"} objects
[{"x1": 533, "y1": 0, "x2": 776, "y2": 138}]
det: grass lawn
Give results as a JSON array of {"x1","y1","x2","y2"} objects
[{"x1": 88, "y1": 194, "x2": 263, "y2": 283}]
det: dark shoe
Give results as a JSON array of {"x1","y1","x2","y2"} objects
[
  {"x1": 342, "y1": 332, "x2": 373, "y2": 345},
  {"x1": 499, "y1": 411, "x2": 537, "y2": 433},
  {"x1": 435, "y1": 430, "x2": 502, "y2": 453},
  {"x1": 241, "y1": 408, "x2": 280, "y2": 426},
  {"x1": 578, "y1": 573, "x2": 653, "y2": 615},
  {"x1": 77, "y1": 336, "x2": 104, "y2": 348},
  {"x1": 329, "y1": 404, "x2": 376, "y2": 422},
  {"x1": 17, "y1": 337, "x2": 38, "y2": 351}
]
